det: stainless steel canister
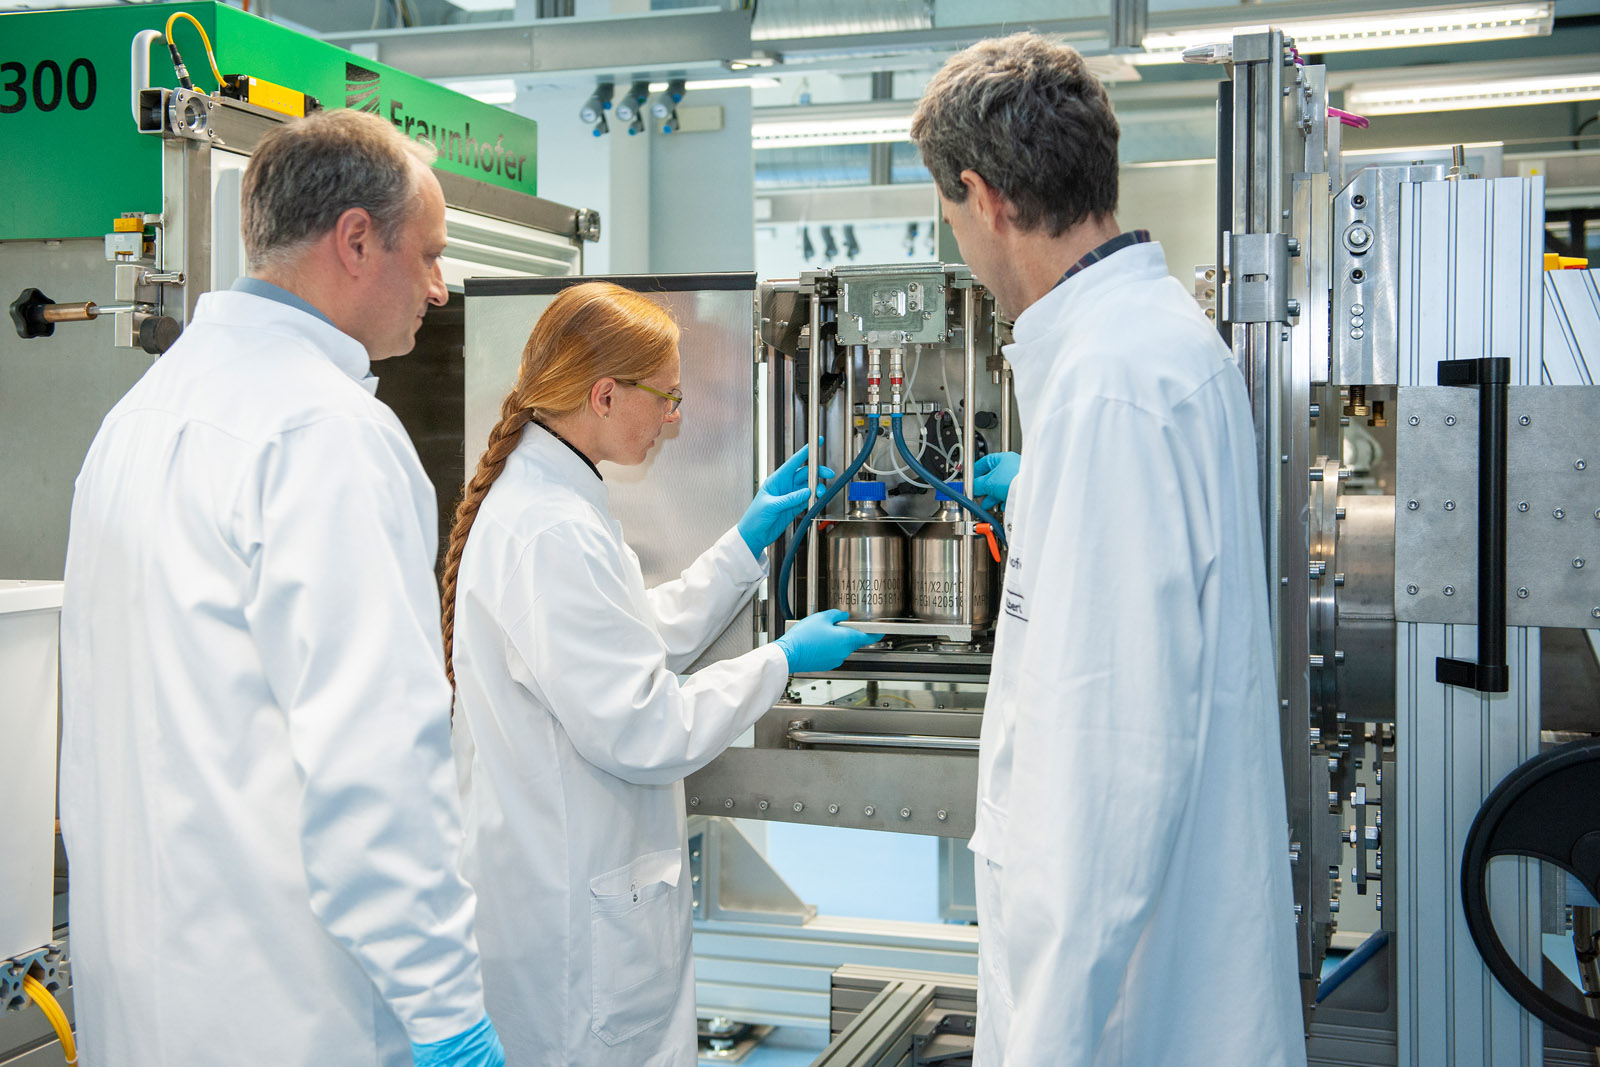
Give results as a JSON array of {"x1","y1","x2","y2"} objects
[
  {"x1": 824, "y1": 482, "x2": 906, "y2": 621},
  {"x1": 910, "y1": 492, "x2": 995, "y2": 629}
]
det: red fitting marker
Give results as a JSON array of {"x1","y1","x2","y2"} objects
[{"x1": 975, "y1": 523, "x2": 1002, "y2": 563}]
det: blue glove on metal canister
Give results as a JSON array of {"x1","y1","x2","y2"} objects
[
  {"x1": 738, "y1": 443, "x2": 836, "y2": 559},
  {"x1": 776, "y1": 609, "x2": 884, "y2": 673},
  {"x1": 972, "y1": 451, "x2": 1020, "y2": 506},
  {"x1": 410, "y1": 1017, "x2": 505, "y2": 1067}
]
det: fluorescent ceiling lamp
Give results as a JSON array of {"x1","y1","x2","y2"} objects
[
  {"x1": 649, "y1": 77, "x2": 780, "y2": 92},
  {"x1": 438, "y1": 78, "x2": 517, "y2": 105},
  {"x1": 1134, "y1": 2, "x2": 1552, "y2": 65},
  {"x1": 753, "y1": 115, "x2": 912, "y2": 149},
  {"x1": 448, "y1": 0, "x2": 514, "y2": 10},
  {"x1": 1346, "y1": 71, "x2": 1600, "y2": 114}
]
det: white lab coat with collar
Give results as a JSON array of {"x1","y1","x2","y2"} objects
[
  {"x1": 449, "y1": 423, "x2": 791, "y2": 1067},
  {"x1": 970, "y1": 242, "x2": 1306, "y2": 1066},
  {"x1": 59, "y1": 290, "x2": 487, "y2": 1067}
]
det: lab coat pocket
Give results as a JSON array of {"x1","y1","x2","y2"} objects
[{"x1": 589, "y1": 848, "x2": 685, "y2": 1045}]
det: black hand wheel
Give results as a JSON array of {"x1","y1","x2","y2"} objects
[{"x1": 1462, "y1": 737, "x2": 1600, "y2": 1046}]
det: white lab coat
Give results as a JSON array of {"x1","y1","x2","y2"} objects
[
  {"x1": 450, "y1": 423, "x2": 790, "y2": 1067},
  {"x1": 970, "y1": 242, "x2": 1306, "y2": 1066},
  {"x1": 59, "y1": 290, "x2": 486, "y2": 1067}
]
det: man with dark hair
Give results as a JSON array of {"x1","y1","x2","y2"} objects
[
  {"x1": 59, "y1": 109, "x2": 504, "y2": 1067},
  {"x1": 911, "y1": 33, "x2": 1306, "y2": 1067}
]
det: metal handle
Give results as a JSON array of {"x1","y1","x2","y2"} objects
[
  {"x1": 787, "y1": 727, "x2": 979, "y2": 752},
  {"x1": 1435, "y1": 356, "x2": 1510, "y2": 693}
]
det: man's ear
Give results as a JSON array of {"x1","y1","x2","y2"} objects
[
  {"x1": 960, "y1": 170, "x2": 1013, "y2": 234},
  {"x1": 332, "y1": 206, "x2": 376, "y2": 279}
]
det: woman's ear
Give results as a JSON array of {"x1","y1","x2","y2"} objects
[{"x1": 590, "y1": 376, "x2": 618, "y2": 420}]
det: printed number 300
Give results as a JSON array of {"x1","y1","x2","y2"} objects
[{"x1": 0, "y1": 59, "x2": 97, "y2": 115}]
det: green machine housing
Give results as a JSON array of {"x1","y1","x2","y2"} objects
[{"x1": 0, "y1": 1, "x2": 539, "y2": 241}]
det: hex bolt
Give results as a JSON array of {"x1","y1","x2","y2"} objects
[
  {"x1": 1287, "y1": 299, "x2": 1302, "y2": 316},
  {"x1": 1334, "y1": 650, "x2": 1346, "y2": 665},
  {"x1": 1338, "y1": 468, "x2": 1352, "y2": 480},
  {"x1": 1555, "y1": 508, "x2": 1566, "y2": 520},
  {"x1": 1407, "y1": 499, "x2": 1419, "y2": 511},
  {"x1": 689, "y1": 796, "x2": 700, "y2": 807},
  {"x1": 1517, "y1": 588, "x2": 1529, "y2": 599},
  {"x1": 793, "y1": 801, "x2": 805, "y2": 813},
  {"x1": 757, "y1": 799, "x2": 769, "y2": 811},
  {"x1": 1407, "y1": 584, "x2": 1419, "y2": 595},
  {"x1": 827, "y1": 803, "x2": 840, "y2": 815},
  {"x1": 1330, "y1": 899, "x2": 1341, "y2": 914},
  {"x1": 1409, "y1": 415, "x2": 1421, "y2": 426},
  {"x1": 1334, "y1": 573, "x2": 1346, "y2": 587},
  {"x1": 863, "y1": 805, "x2": 876, "y2": 817},
  {"x1": 1519, "y1": 414, "x2": 1531, "y2": 426},
  {"x1": 936, "y1": 809, "x2": 948, "y2": 821},
  {"x1": 1336, "y1": 507, "x2": 1347, "y2": 520},
  {"x1": 1444, "y1": 500, "x2": 1455, "y2": 511},
  {"x1": 723, "y1": 798, "x2": 735, "y2": 809},
  {"x1": 1444, "y1": 586, "x2": 1456, "y2": 596},
  {"x1": 900, "y1": 808, "x2": 912, "y2": 819}
]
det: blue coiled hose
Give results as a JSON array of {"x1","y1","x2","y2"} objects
[
  {"x1": 889, "y1": 414, "x2": 1006, "y2": 547},
  {"x1": 777, "y1": 417, "x2": 881, "y2": 623}
]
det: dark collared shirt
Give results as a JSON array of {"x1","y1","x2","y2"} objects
[
  {"x1": 534, "y1": 420, "x2": 602, "y2": 481},
  {"x1": 1054, "y1": 229, "x2": 1153, "y2": 290}
]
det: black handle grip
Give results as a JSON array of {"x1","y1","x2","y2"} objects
[{"x1": 1435, "y1": 357, "x2": 1510, "y2": 694}]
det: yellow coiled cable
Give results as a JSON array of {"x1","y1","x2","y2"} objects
[{"x1": 21, "y1": 973, "x2": 77, "y2": 1066}]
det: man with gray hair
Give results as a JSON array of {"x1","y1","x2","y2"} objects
[
  {"x1": 911, "y1": 33, "x2": 1306, "y2": 1066},
  {"x1": 60, "y1": 109, "x2": 504, "y2": 1067}
]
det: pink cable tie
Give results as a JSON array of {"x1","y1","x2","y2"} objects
[{"x1": 1328, "y1": 106, "x2": 1370, "y2": 129}]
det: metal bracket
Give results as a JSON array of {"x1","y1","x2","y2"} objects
[
  {"x1": 1223, "y1": 231, "x2": 1291, "y2": 323},
  {"x1": 2, "y1": 942, "x2": 68, "y2": 1015}
]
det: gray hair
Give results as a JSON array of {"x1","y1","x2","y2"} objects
[
  {"x1": 910, "y1": 33, "x2": 1120, "y2": 236},
  {"x1": 241, "y1": 109, "x2": 437, "y2": 273}
]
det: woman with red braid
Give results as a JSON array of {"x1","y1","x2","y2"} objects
[{"x1": 441, "y1": 281, "x2": 878, "y2": 1066}]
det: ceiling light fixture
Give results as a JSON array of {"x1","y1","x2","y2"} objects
[
  {"x1": 1345, "y1": 70, "x2": 1600, "y2": 114},
  {"x1": 1134, "y1": 2, "x2": 1553, "y2": 65}
]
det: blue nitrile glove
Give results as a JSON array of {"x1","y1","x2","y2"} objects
[
  {"x1": 411, "y1": 1017, "x2": 505, "y2": 1067},
  {"x1": 972, "y1": 451, "x2": 1020, "y2": 506},
  {"x1": 775, "y1": 609, "x2": 884, "y2": 673},
  {"x1": 738, "y1": 443, "x2": 837, "y2": 559}
]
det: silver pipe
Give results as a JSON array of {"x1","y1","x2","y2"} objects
[
  {"x1": 805, "y1": 284, "x2": 823, "y2": 618},
  {"x1": 787, "y1": 727, "x2": 979, "y2": 752},
  {"x1": 1000, "y1": 363, "x2": 1013, "y2": 454},
  {"x1": 962, "y1": 286, "x2": 978, "y2": 630}
]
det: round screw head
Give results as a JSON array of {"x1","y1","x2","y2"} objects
[
  {"x1": 1519, "y1": 414, "x2": 1531, "y2": 426},
  {"x1": 1576, "y1": 559, "x2": 1587, "y2": 570},
  {"x1": 689, "y1": 796, "x2": 700, "y2": 807},
  {"x1": 1444, "y1": 500, "x2": 1455, "y2": 511},
  {"x1": 1408, "y1": 415, "x2": 1420, "y2": 426},
  {"x1": 1407, "y1": 584, "x2": 1419, "y2": 595},
  {"x1": 723, "y1": 798, "x2": 735, "y2": 809},
  {"x1": 936, "y1": 809, "x2": 948, "y2": 821},
  {"x1": 827, "y1": 803, "x2": 839, "y2": 815},
  {"x1": 1592, "y1": 608, "x2": 1600, "y2": 620},
  {"x1": 863, "y1": 805, "x2": 876, "y2": 817},
  {"x1": 1444, "y1": 585, "x2": 1456, "y2": 596},
  {"x1": 1578, "y1": 459, "x2": 1588, "y2": 471},
  {"x1": 757, "y1": 799, "x2": 769, "y2": 811},
  {"x1": 1517, "y1": 587, "x2": 1529, "y2": 599},
  {"x1": 1445, "y1": 415, "x2": 1456, "y2": 426},
  {"x1": 900, "y1": 808, "x2": 912, "y2": 819},
  {"x1": 1518, "y1": 501, "x2": 1530, "y2": 512},
  {"x1": 1407, "y1": 499, "x2": 1419, "y2": 511},
  {"x1": 793, "y1": 801, "x2": 804, "y2": 813},
  {"x1": 1555, "y1": 508, "x2": 1566, "y2": 520}
]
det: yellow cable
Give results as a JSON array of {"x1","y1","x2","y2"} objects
[
  {"x1": 21, "y1": 974, "x2": 77, "y2": 1066},
  {"x1": 164, "y1": 11, "x2": 226, "y2": 90}
]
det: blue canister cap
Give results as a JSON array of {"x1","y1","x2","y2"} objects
[
  {"x1": 847, "y1": 480, "x2": 887, "y2": 502},
  {"x1": 934, "y1": 481, "x2": 963, "y2": 501}
]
